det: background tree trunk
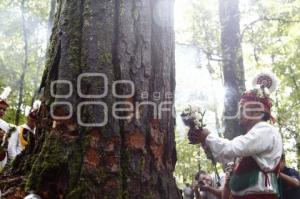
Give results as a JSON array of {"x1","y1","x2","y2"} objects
[
  {"x1": 15, "y1": 0, "x2": 29, "y2": 125},
  {"x1": 31, "y1": 0, "x2": 57, "y2": 106},
  {"x1": 47, "y1": 0, "x2": 56, "y2": 40},
  {"x1": 219, "y1": 0, "x2": 246, "y2": 139},
  {"x1": 2, "y1": 0, "x2": 181, "y2": 198}
]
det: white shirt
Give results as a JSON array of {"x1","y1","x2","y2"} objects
[
  {"x1": 7, "y1": 124, "x2": 34, "y2": 160},
  {"x1": 182, "y1": 186, "x2": 193, "y2": 199},
  {"x1": 0, "y1": 119, "x2": 10, "y2": 133},
  {"x1": 0, "y1": 119, "x2": 14, "y2": 169},
  {"x1": 206, "y1": 121, "x2": 283, "y2": 171}
]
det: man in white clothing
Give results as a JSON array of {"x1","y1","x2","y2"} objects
[
  {"x1": 7, "y1": 110, "x2": 37, "y2": 160},
  {"x1": 0, "y1": 98, "x2": 11, "y2": 170},
  {"x1": 188, "y1": 73, "x2": 283, "y2": 199}
]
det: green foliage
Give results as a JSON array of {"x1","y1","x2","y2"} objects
[
  {"x1": 176, "y1": 0, "x2": 222, "y2": 79},
  {"x1": 3, "y1": 108, "x2": 26, "y2": 124},
  {"x1": 0, "y1": 0, "x2": 50, "y2": 124},
  {"x1": 240, "y1": 0, "x2": 300, "y2": 169},
  {"x1": 176, "y1": 0, "x2": 300, "y2": 170},
  {"x1": 174, "y1": 131, "x2": 214, "y2": 188}
]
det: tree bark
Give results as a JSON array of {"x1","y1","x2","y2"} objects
[
  {"x1": 47, "y1": 0, "x2": 56, "y2": 41},
  {"x1": 15, "y1": 0, "x2": 29, "y2": 125},
  {"x1": 2, "y1": 0, "x2": 181, "y2": 198},
  {"x1": 219, "y1": 0, "x2": 246, "y2": 139}
]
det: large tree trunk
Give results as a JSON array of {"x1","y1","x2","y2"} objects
[
  {"x1": 2, "y1": 0, "x2": 180, "y2": 198},
  {"x1": 219, "y1": 0, "x2": 246, "y2": 139}
]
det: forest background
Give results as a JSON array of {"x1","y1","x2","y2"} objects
[{"x1": 0, "y1": 0, "x2": 299, "y2": 188}]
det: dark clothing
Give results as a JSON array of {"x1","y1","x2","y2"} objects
[
  {"x1": 183, "y1": 186, "x2": 194, "y2": 199},
  {"x1": 232, "y1": 194, "x2": 277, "y2": 199},
  {"x1": 278, "y1": 166, "x2": 300, "y2": 199}
]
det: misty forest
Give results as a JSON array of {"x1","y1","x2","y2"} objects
[{"x1": 0, "y1": 0, "x2": 300, "y2": 199}]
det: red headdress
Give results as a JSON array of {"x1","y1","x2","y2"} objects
[
  {"x1": 0, "y1": 100, "x2": 9, "y2": 107},
  {"x1": 240, "y1": 72, "x2": 278, "y2": 123}
]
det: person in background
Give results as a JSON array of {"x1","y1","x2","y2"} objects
[
  {"x1": 221, "y1": 162, "x2": 235, "y2": 199},
  {"x1": 0, "y1": 98, "x2": 10, "y2": 170},
  {"x1": 222, "y1": 171, "x2": 233, "y2": 199},
  {"x1": 183, "y1": 182, "x2": 194, "y2": 199},
  {"x1": 0, "y1": 87, "x2": 13, "y2": 171},
  {"x1": 0, "y1": 87, "x2": 11, "y2": 141},
  {"x1": 0, "y1": 98, "x2": 10, "y2": 139},
  {"x1": 7, "y1": 109, "x2": 37, "y2": 161},
  {"x1": 193, "y1": 170, "x2": 223, "y2": 199},
  {"x1": 278, "y1": 154, "x2": 300, "y2": 199}
]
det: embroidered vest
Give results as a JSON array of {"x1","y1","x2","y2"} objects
[{"x1": 230, "y1": 157, "x2": 280, "y2": 194}]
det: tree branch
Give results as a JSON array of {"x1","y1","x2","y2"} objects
[
  {"x1": 241, "y1": 16, "x2": 300, "y2": 40},
  {"x1": 287, "y1": 65, "x2": 300, "y2": 101},
  {"x1": 176, "y1": 42, "x2": 223, "y2": 62}
]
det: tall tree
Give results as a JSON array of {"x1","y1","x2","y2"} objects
[
  {"x1": 31, "y1": 0, "x2": 57, "y2": 106},
  {"x1": 1, "y1": 0, "x2": 181, "y2": 198},
  {"x1": 15, "y1": 0, "x2": 29, "y2": 125},
  {"x1": 219, "y1": 0, "x2": 246, "y2": 139},
  {"x1": 47, "y1": 0, "x2": 56, "y2": 40}
]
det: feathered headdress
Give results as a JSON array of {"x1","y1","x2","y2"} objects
[
  {"x1": 28, "y1": 100, "x2": 41, "y2": 119},
  {"x1": 32, "y1": 100, "x2": 41, "y2": 111},
  {"x1": 252, "y1": 71, "x2": 278, "y2": 94},
  {"x1": 241, "y1": 71, "x2": 278, "y2": 122},
  {"x1": 0, "y1": 87, "x2": 12, "y2": 107}
]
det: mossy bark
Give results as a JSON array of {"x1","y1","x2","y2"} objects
[
  {"x1": 219, "y1": 0, "x2": 246, "y2": 139},
  {"x1": 1, "y1": 0, "x2": 181, "y2": 198}
]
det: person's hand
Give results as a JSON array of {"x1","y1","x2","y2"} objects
[
  {"x1": 279, "y1": 161, "x2": 285, "y2": 171},
  {"x1": 193, "y1": 184, "x2": 199, "y2": 192},
  {"x1": 199, "y1": 185, "x2": 212, "y2": 192},
  {"x1": 278, "y1": 172, "x2": 300, "y2": 187},
  {"x1": 224, "y1": 173, "x2": 231, "y2": 187},
  {"x1": 188, "y1": 128, "x2": 211, "y2": 145}
]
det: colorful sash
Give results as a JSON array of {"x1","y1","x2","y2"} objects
[
  {"x1": 230, "y1": 157, "x2": 280, "y2": 198},
  {"x1": 19, "y1": 127, "x2": 30, "y2": 150}
]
